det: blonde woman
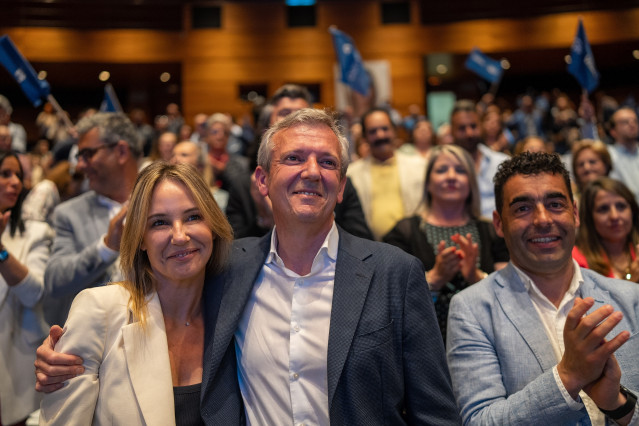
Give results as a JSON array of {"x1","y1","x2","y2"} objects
[
  {"x1": 383, "y1": 144, "x2": 508, "y2": 339},
  {"x1": 40, "y1": 162, "x2": 233, "y2": 425}
]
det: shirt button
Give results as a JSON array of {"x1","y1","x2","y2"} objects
[
  {"x1": 296, "y1": 278, "x2": 304, "y2": 286},
  {"x1": 294, "y1": 325, "x2": 300, "y2": 332},
  {"x1": 293, "y1": 373, "x2": 299, "y2": 379}
]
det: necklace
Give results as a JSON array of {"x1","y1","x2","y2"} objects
[{"x1": 610, "y1": 251, "x2": 632, "y2": 280}]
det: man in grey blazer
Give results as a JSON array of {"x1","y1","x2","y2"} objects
[
  {"x1": 447, "y1": 152, "x2": 639, "y2": 425},
  {"x1": 43, "y1": 113, "x2": 141, "y2": 326},
  {"x1": 36, "y1": 109, "x2": 459, "y2": 424}
]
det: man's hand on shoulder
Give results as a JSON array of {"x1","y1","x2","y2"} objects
[{"x1": 34, "y1": 325, "x2": 85, "y2": 393}]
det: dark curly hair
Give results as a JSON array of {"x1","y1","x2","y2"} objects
[{"x1": 493, "y1": 151, "x2": 573, "y2": 215}]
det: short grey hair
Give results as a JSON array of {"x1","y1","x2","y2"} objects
[
  {"x1": 0, "y1": 95, "x2": 12, "y2": 115},
  {"x1": 76, "y1": 112, "x2": 142, "y2": 157},
  {"x1": 206, "y1": 113, "x2": 231, "y2": 133},
  {"x1": 257, "y1": 108, "x2": 350, "y2": 178}
]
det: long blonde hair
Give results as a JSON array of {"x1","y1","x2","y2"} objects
[{"x1": 119, "y1": 162, "x2": 233, "y2": 326}]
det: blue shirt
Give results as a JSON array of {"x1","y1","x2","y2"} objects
[{"x1": 477, "y1": 144, "x2": 510, "y2": 219}]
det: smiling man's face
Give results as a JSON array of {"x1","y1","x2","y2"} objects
[
  {"x1": 255, "y1": 123, "x2": 346, "y2": 230},
  {"x1": 493, "y1": 172, "x2": 579, "y2": 278}
]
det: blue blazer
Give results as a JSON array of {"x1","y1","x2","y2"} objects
[
  {"x1": 201, "y1": 228, "x2": 460, "y2": 425},
  {"x1": 447, "y1": 263, "x2": 639, "y2": 425}
]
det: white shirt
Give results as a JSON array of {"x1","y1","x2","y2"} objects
[
  {"x1": 235, "y1": 223, "x2": 339, "y2": 426},
  {"x1": 515, "y1": 260, "x2": 638, "y2": 425}
]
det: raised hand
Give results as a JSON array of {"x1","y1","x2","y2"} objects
[
  {"x1": 104, "y1": 202, "x2": 128, "y2": 251},
  {"x1": 451, "y1": 233, "x2": 481, "y2": 283},
  {"x1": 427, "y1": 240, "x2": 461, "y2": 291},
  {"x1": 557, "y1": 297, "x2": 630, "y2": 399}
]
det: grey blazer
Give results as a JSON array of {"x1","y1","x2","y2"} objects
[
  {"x1": 447, "y1": 263, "x2": 639, "y2": 425},
  {"x1": 201, "y1": 227, "x2": 460, "y2": 425},
  {"x1": 43, "y1": 191, "x2": 118, "y2": 325}
]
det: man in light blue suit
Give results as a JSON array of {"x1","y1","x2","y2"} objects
[{"x1": 447, "y1": 152, "x2": 639, "y2": 425}]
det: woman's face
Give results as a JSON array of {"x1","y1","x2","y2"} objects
[
  {"x1": 206, "y1": 122, "x2": 229, "y2": 152},
  {"x1": 575, "y1": 148, "x2": 607, "y2": 186},
  {"x1": 141, "y1": 179, "x2": 214, "y2": 287},
  {"x1": 0, "y1": 156, "x2": 22, "y2": 211},
  {"x1": 592, "y1": 189, "x2": 633, "y2": 245},
  {"x1": 157, "y1": 134, "x2": 177, "y2": 162},
  {"x1": 412, "y1": 121, "x2": 433, "y2": 150},
  {"x1": 427, "y1": 152, "x2": 470, "y2": 206}
]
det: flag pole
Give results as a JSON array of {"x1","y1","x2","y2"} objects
[{"x1": 46, "y1": 94, "x2": 77, "y2": 138}]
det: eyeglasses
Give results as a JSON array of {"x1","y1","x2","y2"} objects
[{"x1": 76, "y1": 142, "x2": 118, "y2": 162}]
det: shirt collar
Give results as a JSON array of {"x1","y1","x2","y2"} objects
[
  {"x1": 371, "y1": 153, "x2": 397, "y2": 166},
  {"x1": 513, "y1": 259, "x2": 583, "y2": 306},
  {"x1": 266, "y1": 221, "x2": 340, "y2": 270},
  {"x1": 95, "y1": 193, "x2": 122, "y2": 209}
]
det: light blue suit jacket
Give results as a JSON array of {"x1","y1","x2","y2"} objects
[
  {"x1": 447, "y1": 263, "x2": 639, "y2": 425},
  {"x1": 43, "y1": 191, "x2": 117, "y2": 326}
]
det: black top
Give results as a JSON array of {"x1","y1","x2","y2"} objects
[
  {"x1": 383, "y1": 216, "x2": 509, "y2": 340},
  {"x1": 174, "y1": 383, "x2": 204, "y2": 426}
]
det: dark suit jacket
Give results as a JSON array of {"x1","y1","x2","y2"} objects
[{"x1": 201, "y1": 227, "x2": 460, "y2": 425}]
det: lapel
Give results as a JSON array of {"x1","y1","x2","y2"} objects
[
  {"x1": 326, "y1": 230, "x2": 374, "y2": 407},
  {"x1": 493, "y1": 265, "x2": 557, "y2": 372},
  {"x1": 202, "y1": 235, "x2": 270, "y2": 398},
  {"x1": 122, "y1": 292, "x2": 175, "y2": 425},
  {"x1": 579, "y1": 271, "x2": 637, "y2": 336}
]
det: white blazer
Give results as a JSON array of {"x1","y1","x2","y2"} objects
[
  {"x1": 0, "y1": 220, "x2": 53, "y2": 425},
  {"x1": 39, "y1": 285, "x2": 176, "y2": 426}
]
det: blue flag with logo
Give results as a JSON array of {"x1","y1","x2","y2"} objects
[
  {"x1": 99, "y1": 83, "x2": 123, "y2": 113},
  {"x1": 567, "y1": 19, "x2": 599, "y2": 94},
  {"x1": 0, "y1": 35, "x2": 50, "y2": 107},
  {"x1": 465, "y1": 48, "x2": 503, "y2": 84},
  {"x1": 329, "y1": 27, "x2": 371, "y2": 96}
]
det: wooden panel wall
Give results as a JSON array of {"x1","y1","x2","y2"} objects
[{"x1": 3, "y1": 1, "x2": 639, "y2": 124}]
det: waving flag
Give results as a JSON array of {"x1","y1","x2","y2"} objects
[
  {"x1": 567, "y1": 19, "x2": 599, "y2": 94},
  {"x1": 0, "y1": 35, "x2": 50, "y2": 107},
  {"x1": 465, "y1": 48, "x2": 503, "y2": 84},
  {"x1": 99, "y1": 83, "x2": 123, "y2": 113},
  {"x1": 329, "y1": 27, "x2": 371, "y2": 96}
]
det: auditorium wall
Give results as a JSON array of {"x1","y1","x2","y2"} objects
[{"x1": 2, "y1": 1, "x2": 639, "y2": 124}]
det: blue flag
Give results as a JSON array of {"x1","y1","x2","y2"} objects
[
  {"x1": 0, "y1": 35, "x2": 50, "y2": 107},
  {"x1": 465, "y1": 48, "x2": 503, "y2": 84},
  {"x1": 329, "y1": 27, "x2": 371, "y2": 96},
  {"x1": 100, "y1": 83, "x2": 123, "y2": 113},
  {"x1": 567, "y1": 19, "x2": 599, "y2": 94}
]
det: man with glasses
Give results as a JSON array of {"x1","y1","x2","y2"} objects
[{"x1": 43, "y1": 112, "x2": 142, "y2": 326}]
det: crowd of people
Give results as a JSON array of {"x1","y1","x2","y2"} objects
[{"x1": 0, "y1": 83, "x2": 637, "y2": 425}]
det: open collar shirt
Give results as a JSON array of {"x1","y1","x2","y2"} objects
[
  {"x1": 515, "y1": 260, "x2": 638, "y2": 425},
  {"x1": 235, "y1": 222, "x2": 339, "y2": 426}
]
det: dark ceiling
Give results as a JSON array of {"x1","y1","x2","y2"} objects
[{"x1": 3, "y1": 0, "x2": 639, "y2": 30}]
